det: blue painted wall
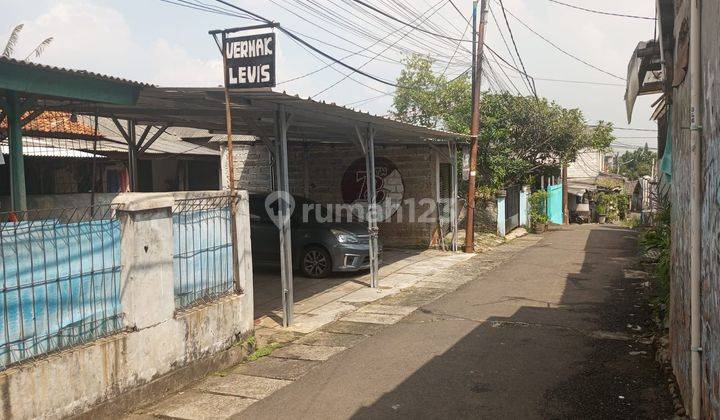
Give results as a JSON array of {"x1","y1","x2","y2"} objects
[
  {"x1": 0, "y1": 219, "x2": 121, "y2": 368},
  {"x1": 172, "y1": 207, "x2": 234, "y2": 308}
]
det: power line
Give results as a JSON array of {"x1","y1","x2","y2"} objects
[
  {"x1": 488, "y1": 4, "x2": 532, "y2": 95},
  {"x1": 497, "y1": 0, "x2": 537, "y2": 98},
  {"x1": 348, "y1": 0, "x2": 471, "y2": 43},
  {"x1": 497, "y1": 1, "x2": 626, "y2": 81},
  {"x1": 312, "y1": 0, "x2": 451, "y2": 98},
  {"x1": 546, "y1": 0, "x2": 656, "y2": 21},
  {"x1": 214, "y1": 0, "x2": 403, "y2": 88}
]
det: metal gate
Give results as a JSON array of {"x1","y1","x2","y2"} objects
[{"x1": 505, "y1": 185, "x2": 521, "y2": 232}]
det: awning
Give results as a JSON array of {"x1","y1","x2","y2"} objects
[
  {"x1": 624, "y1": 40, "x2": 663, "y2": 123},
  {"x1": 46, "y1": 87, "x2": 468, "y2": 145}
]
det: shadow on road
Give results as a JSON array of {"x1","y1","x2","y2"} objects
[{"x1": 346, "y1": 225, "x2": 673, "y2": 419}]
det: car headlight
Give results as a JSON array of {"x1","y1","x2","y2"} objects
[{"x1": 331, "y1": 228, "x2": 359, "y2": 243}]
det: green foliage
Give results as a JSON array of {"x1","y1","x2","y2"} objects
[
  {"x1": 594, "y1": 191, "x2": 629, "y2": 221},
  {"x1": 640, "y1": 201, "x2": 671, "y2": 317},
  {"x1": 616, "y1": 144, "x2": 657, "y2": 180},
  {"x1": 528, "y1": 190, "x2": 549, "y2": 228},
  {"x1": 247, "y1": 342, "x2": 281, "y2": 361},
  {"x1": 392, "y1": 55, "x2": 615, "y2": 189}
]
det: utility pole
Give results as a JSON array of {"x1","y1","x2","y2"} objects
[
  {"x1": 464, "y1": 0, "x2": 488, "y2": 253},
  {"x1": 562, "y1": 162, "x2": 569, "y2": 224}
]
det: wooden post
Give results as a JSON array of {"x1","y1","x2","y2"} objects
[{"x1": 219, "y1": 31, "x2": 243, "y2": 295}]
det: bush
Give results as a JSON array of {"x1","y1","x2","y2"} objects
[
  {"x1": 528, "y1": 190, "x2": 549, "y2": 230},
  {"x1": 640, "y1": 200, "x2": 671, "y2": 318},
  {"x1": 595, "y1": 191, "x2": 629, "y2": 222}
]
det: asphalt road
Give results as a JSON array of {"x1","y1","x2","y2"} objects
[{"x1": 237, "y1": 224, "x2": 674, "y2": 419}]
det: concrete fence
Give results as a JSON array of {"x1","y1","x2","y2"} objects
[{"x1": 0, "y1": 191, "x2": 254, "y2": 420}]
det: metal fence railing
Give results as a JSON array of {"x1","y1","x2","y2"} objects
[
  {"x1": 172, "y1": 196, "x2": 236, "y2": 309},
  {"x1": 0, "y1": 205, "x2": 122, "y2": 370}
]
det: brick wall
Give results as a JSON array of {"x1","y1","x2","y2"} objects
[{"x1": 221, "y1": 142, "x2": 441, "y2": 247}]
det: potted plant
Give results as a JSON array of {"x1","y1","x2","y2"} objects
[
  {"x1": 528, "y1": 190, "x2": 549, "y2": 233},
  {"x1": 595, "y1": 198, "x2": 607, "y2": 224}
]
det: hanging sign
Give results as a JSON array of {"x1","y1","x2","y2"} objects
[
  {"x1": 461, "y1": 145, "x2": 470, "y2": 181},
  {"x1": 224, "y1": 32, "x2": 276, "y2": 88}
]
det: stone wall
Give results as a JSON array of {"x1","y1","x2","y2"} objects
[
  {"x1": 667, "y1": 0, "x2": 720, "y2": 416},
  {"x1": 0, "y1": 191, "x2": 255, "y2": 419},
  {"x1": 221, "y1": 142, "x2": 441, "y2": 247}
]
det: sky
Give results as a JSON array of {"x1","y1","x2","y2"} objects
[{"x1": 0, "y1": 0, "x2": 661, "y2": 151}]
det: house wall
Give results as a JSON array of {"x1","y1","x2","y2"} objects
[
  {"x1": 0, "y1": 191, "x2": 254, "y2": 419},
  {"x1": 567, "y1": 148, "x2": 604, "y2": 179},
  {"x1": 221, "y1": 142, "x2": 440, "y2": 247},
  {"x1": 667, "y1": 0, "x2": 720, "y2": 416}
]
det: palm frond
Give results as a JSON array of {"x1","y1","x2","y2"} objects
[
  {"x1": 2, "y1": 24, "x2": 24, "y2": 58},
  {"x1": 25, "y1": 37, "x2": 53, "y2": 61}
]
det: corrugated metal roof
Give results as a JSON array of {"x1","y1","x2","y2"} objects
[
  {"x1": 49, "y1": 87, "x2": 467, "y2": 145},
  {"x1": 95, "y1": 118, "x2": 219, "y2": 156},
  {"x1": 0, "y1": 57, "x2": 151, "y2": 87},
  {"x1": 0, "y1": 142, "x2": 104, "y2": 158}
]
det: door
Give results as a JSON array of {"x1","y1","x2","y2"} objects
[{"x1": 505, "y1": 185, "x2": 521, "y2": 232}]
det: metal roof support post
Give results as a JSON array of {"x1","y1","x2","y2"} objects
[
  {"x1": 449, "y1": 140, "x2": 459, "y2": 252},
  {"x1": 5, "y1": 91, "x2": 27, "y2": 211},
  {"x1": 274, "y1": 104, "x2": 294, "y2": 327},
  {"x1": 127, "y1": 120, "x2": 138, "y2": 192},
  {"x1": 364, "y1": 125, "x2": 379, "y2": 288}
]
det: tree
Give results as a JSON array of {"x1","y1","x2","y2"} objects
[
  {"x1": 616, "y1": 144, "x2": 657, "y2": 180},
  {"x1": 392, "y1": 55, "x2": 615, "y2": 189},
  {"x1": 2, "y1": 24, "x2": 53, "y2": 60}
]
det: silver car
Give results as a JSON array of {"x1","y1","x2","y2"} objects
[{"x1": 248, "y1": 194, "x2": 381, "y2": 278}]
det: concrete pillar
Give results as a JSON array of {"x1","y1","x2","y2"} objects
[
  {"x1": 519, "y1": 185, "x2": 531, "y2": 227},
  {"x1": 116, "y1": 194, "x2": 175, "y2": 330},
  {"x1": 496, "y1": 190, "x2": 507, "y2": 237},
  {"x1": 234, "y1": 190, "x2": 254, "y2": 323}
]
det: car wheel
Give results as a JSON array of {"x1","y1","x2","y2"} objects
[{"x1": 301, "y1": 246, "x2": 332, "y2": 278}]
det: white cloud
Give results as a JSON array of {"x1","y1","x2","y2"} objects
[
  {"x1": 149, "y1": 39, "x2": 222, "y2": 87},
  {"x1": 14, "y1": 0, "x2": 222, "y2": 86}
]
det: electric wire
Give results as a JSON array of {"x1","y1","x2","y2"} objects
[
  {"x1": 496, "y1": 1, "x2": 626, "y2": 81},
  {"x1": 546, "y1": 0, "x2": 656, "y2": 21}
]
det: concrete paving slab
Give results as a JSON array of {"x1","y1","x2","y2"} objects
[
  {"x1": 270, "y1": 344, "x2": 346, "y2": 361},
  {"x1": 198, "y1": 374, "x2": 292, "y2": 400},
  {"x1": 233, "y1": 357, "x2": 321, "y2": 381},
  {"x1": 295, "y1": 331, "x2": 369, "y2": 347},
  {"x1": 254, "y1": 327, "x2": 300, "y2": 347},
  {"x1": 320, "y1": 320, "x2": 388, "y2": 336},
  {"x1": 308, "y1": 301, "x2": 358, "y2": 316},
  {"x1": 293, "y1": 283, "x2": 364, "y2": 314},
  {"x1": 397, "y1": 265, "x2": 439, "y2": 275},
  {"x1": 287, "y1": 312, "x2": 343, "y2": 334},
  {"x1": 340, "y1": 311, "x2": 406, "y2": 325},
  {"x1": 357, "y1": 304, "x2": 417, "y2": 316},
  {"x1": 376, "y1": 287, "x2": 447, "y2": 307},
  {"x1": 414, "y1": 280, "x2": 457, "y2": 290},
  {"x1": 378, "y1": 273, "x2": 419, "y2": 289},
  {"x1": 339, "y1": 287, "x2": 399, "y2": 303},
  {"x1": 149, "y1": 390, "x2": 255, "y2": 419}
]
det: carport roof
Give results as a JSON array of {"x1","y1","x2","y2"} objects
[{"x1": 47, "y1": 87, "x2": 468, "y2": 145}]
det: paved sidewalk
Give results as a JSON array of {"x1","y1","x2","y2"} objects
[{"x1": 130, "y1": 233, "x2": 539, "y2": 419}]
